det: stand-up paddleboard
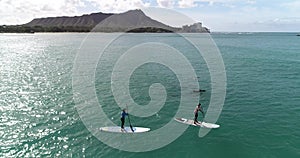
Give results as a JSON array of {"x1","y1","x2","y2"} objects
[
  {"x1": 100, "y1": 126, "x2": 150, "y2": 133},
  {"x1": 174, "y1": 118, "x2": 220, "y2": 129}
]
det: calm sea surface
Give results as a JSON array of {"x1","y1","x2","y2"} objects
[{"x1": 0, "y1": 32, "x2": 300, "y2": 157}]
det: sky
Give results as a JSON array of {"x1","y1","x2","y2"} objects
[{"x1": 1, "y1": 0, "x2": 300, "y2": 32}]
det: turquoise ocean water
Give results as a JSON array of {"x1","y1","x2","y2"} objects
[{"x1": 0, "y1": 32, "x2": 299, "y2": 157}]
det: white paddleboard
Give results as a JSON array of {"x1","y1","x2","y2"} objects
[
  {"x1": 174, "y1": 117, "x2": 220, "y2": 129},
  {"x1": 100, "y1": 126, "x2": 150, "y2": 133}
]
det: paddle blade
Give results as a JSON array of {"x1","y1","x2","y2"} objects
[{"x1": 130, "y1": 125, "x2": 134, "y2": 132}]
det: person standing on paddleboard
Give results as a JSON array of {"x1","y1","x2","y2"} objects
[
  {"x1": 194, "y1": 103, "x2": 204, "y2": 125},
  {"x1": 121, "y1": 108, "x2": 128, "y2": 130}
]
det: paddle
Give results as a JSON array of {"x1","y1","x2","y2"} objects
[
  {"x1": 126, "y1": 105, "x2": 134, "y2": 132},
  {"x1": 200, "y1": 107, "x2": 205, "y2": 123}
]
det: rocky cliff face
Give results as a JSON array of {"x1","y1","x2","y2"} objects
[
  {"x1": 24, "y1": 12, "x2": 113, "y2": 27},
  {"x1": 92, "y1": 9, "x2": 178, "y2": 32}
]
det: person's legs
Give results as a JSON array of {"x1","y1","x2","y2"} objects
[
  {"x1": 121, "y1": 118, "x2": 125, "y2": 129},
  {"x1": 194, "y1": 113, "x2": 198, "y2": 124}
]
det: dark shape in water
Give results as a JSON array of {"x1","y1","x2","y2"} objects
[{"x1": 193, "y1": 89, "x2": 206, "y2": 92}]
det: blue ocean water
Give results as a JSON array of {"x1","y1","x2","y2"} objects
[{"x1": 0, "y1": 32, "x2": 299, "y2": 157}]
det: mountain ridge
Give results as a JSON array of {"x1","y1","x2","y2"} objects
[
  {"x1": 24, "y1": 12, "x2": 113, "y2": 27},
  {"x1": 0, "y1": 9, "x2": 210, "y2": 33}
]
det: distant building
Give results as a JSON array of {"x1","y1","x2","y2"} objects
[{"x1": 181, "y1": 22, "x2": 210, "y2": 33}]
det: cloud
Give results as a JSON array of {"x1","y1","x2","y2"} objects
[
  {"x1": 178, "y1": 0, "x2": 197, "y2": 8},
  {"x1": 156, "y1": 0, "x2": 175, "y2": 8},
  {"x1": 271, "y1": 17, "x2": 300, "y2": 24},
  {"x1": 154, "y1": 0, "x2": 257, "y2": 8},
  {"x1": 0, "y1": 0, "x2": 84, "y2": 25},
  {"x1": 282, "y1": 0, "x2": 300, "y2": 11},
  {"x1": 87, "y1": 0, "x2": 150, "y2": 13},
  {"x1": 246, "y1": 0, "x2": 256, "y2": 4},
  {"x1": 189, "y1": 0, "x2": 256, "y2": 6},
  {"x1": 0, "y1": 0, "x2": 152, "y2": 25}
]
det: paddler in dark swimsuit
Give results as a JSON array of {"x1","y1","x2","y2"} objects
[
  {"x1": 120, "y1": 109, "x2": 128, "y2": 130},
  {"x1": 194, "y1": 103, "x2": 204, "y2": 125}
]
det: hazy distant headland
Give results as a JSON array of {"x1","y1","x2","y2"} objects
[{"x1": 0, "y1": 9, "x2": 210, "y2": 33}]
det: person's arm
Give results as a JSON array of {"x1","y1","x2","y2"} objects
[{"x1": 124, "y1": 110, "x2": 128, "y2": 116}]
